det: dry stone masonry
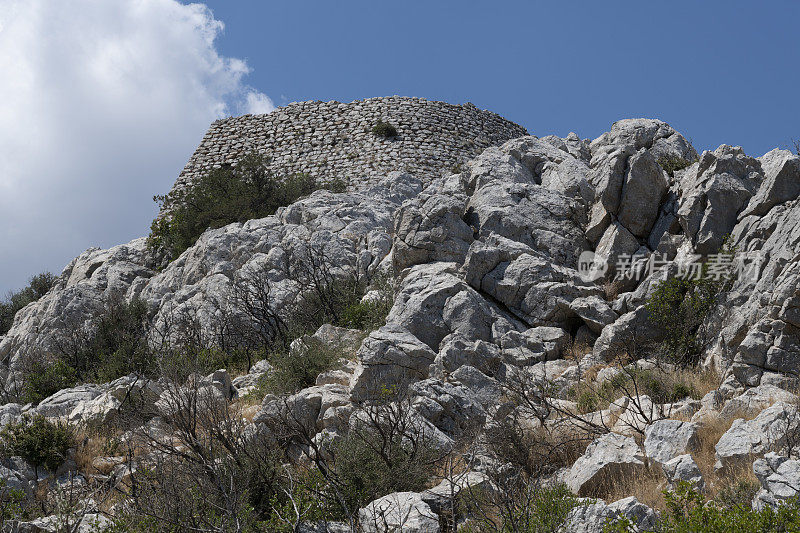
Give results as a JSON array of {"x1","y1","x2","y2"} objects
[{"x1": 165, "y1": 96, "x2": 527, "y2": 211}]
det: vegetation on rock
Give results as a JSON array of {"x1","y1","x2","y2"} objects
[
  {"x1": 0, "y1": 272, "x2": 56, "y2": 335},
  {"x1": 148, "y1": 152, "x2": 324, "y2": 260}
]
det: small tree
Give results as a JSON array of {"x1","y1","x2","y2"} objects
[{"x1": 1, "y1": 415, "x2": 73, "y2": 476}]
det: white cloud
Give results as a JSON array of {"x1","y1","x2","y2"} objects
[
  {"x1": 245, "y1": 90, "x2": 276, "y2": 115},
  {"x1": 0, "y1": 0, "x2": 273, "y2": 293}
]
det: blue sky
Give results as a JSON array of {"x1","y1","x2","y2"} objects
[
  {"x1": 0, "y1": 1, "x2": 798, "y2": 294},
  {"x1": 203, "y1": 1, "x2": 800, "y2": 156}
]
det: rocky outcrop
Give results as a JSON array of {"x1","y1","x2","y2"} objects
[
  {"x1": 754, "y1": 452, "x2": 800, "y2": 509},
  {"x1": 643, "y1": 419, "x2": 699, "y2": 465},
  {"x1": 715, "y1": 402, "x2": 796, "y2": 471},
  {"x1": 9, "y1": 108, "x2": 800, "y2": 529},
  {"x1": 562, "y1": 496, "x2": 656, "y2": 533},
  {"x1": 565, "y1": 433, "x2": 648, "y2": 497}
]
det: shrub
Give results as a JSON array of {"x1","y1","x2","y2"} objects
[
  {"x1": 657, "y1": 155, "x2": 696, "y2": 177},
  {"x1": 259, "y1": 337, "x2": 342, "y2": 395},
  {"x1": 149, "y1": 152, "x2": 323, "y2": 260},
  {"x1": 645, "y1": 245, "x2": 733, "y2": 367},
  {"x1": 0, "y1": 479, "x2": 24, "y2": 525},
  {"x1": 1, "y1": 415, "x2": 73, "y2": 475},
  {"x1": 332, "y1": 392, "x2": 442, "y2": 516},
  {"x1": 0, "y1": 272, "x2": 56, "y2": 334},
  {"x1": 336, "y1": 276, "x2": 393, "y2": 332},
  {"x1": 656, "y1": 482, "x2": 800, "y2": 532},
  {"x1": 21, "y1": 359, "x2": 77, "y2": 405},
  {"x1": 461, "y1": 483, "x2": 583, "y2": 533},
  {"x1": 50, "y1": 297, "x2": 154, "y2": 385},
  {"x1": 371, "y1": 121, "x2": 397, "y2": 138}
]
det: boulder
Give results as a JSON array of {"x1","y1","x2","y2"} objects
[
  {"x1": 617, "y1": 149, "x2": 669, "y2": 238},
  {"x1": 409, "y1": 379, "x2": 486, "y2": 436},
  {"x1": 359, "y1": 491, "x2": 440, "y2": 533},
  {"x1": 592, "y1": 223, "x2": 641, "y2": 280},
  {"x1": 718, "y1": 385, "x2": 797, "y2": 420},
  {"x1": 35, "y1": 385, "x2": 103, "y2": 419},
  {"x1": 676, "y1": 145, "x2": 761, "y2": 254},
  {"x1": 715, "y1": 401, "x2": 797, "y2": 471},
  {"x1": 561, "y1": 496, "x2": 656, "y2": 533},
  {"x1": 741, "y1": 148, "x2": 800, "y2": 218},
  {"x1": 350, "y1": 325, "x2": 436, "y2": 401},
  {"x1": 565, "y1": 433, "x2": 647, "y2": 497},
  {"x1": 569, "y1": 296, "x2": 618, "y2": 334},
  {"x1": 753, "y1": 452, "x2": 800, "y2": 509},
  {"x1": 644, "y1": 419, "x2": 699, "y2": 464},
  {"x1": 662, "y1": 454, "x2": 704, "y2": 490},
  {"x1": 393, "y1": 176, "x2": 473, "y2": 271}
]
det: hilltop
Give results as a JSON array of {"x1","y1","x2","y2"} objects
[{"x1": 1, "y1": 99, "x2": 800, "y2": 532}]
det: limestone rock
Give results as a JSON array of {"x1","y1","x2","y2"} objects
[
  {"x1": 566, "y1": 433, "x2": 647, "y2": 497},
  {"x1": 561, "y1": 496, "x2": 656, "y2": 533},
  {"x1": 753, "y1": 452, "x2": 800, "y2": 509},
  {"x1": 662, "y1": 454, "x2": 704, "y2": 490},
  {"x1": 715, "y1": 401, "x2": 797, "y2": 471},
  {"x1": 359, "y1": 491, "x2": 440, "y2": 533},
  {"x1": 644, "y1": 419, "x2": 699, "y2": 464},
  {"x1": 617, "y1": 149, "x2": 669, "y2": 238},
  {"x1": 741, "y1": 148, "x2": 800, "y2": 218}
]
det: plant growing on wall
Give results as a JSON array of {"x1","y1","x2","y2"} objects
[{"x1": 371, "y1": 121, "x2": 397, "y2": 138}]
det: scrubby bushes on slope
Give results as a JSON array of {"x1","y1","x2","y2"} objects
[
  {"x1": 0, "y1": 272, "x2": 56, "y2": 335},
  {"x1": 148, "y1": 152, "x2": 344, "y2": 260}
]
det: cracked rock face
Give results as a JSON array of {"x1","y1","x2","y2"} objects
[{"x1": 8, "y1": 112, "x2": 800, "y2": 527}]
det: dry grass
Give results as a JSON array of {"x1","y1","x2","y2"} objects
[
  {"x1": 563, "y1": 340, "x2": 593, "y2": 363},
  {"x1": 601, "y1": 464, "x2": 668, "y2": 510},
  {"x1": 73, "y1": 429, "x2": 118, "y2": 475},
  {"x1": 603, "y1": 280, "x2": 623, "y2": 301}
]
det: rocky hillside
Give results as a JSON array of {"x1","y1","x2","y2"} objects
[{"x1": 2, "y1": 105, "x2": 800, "y2": 532}]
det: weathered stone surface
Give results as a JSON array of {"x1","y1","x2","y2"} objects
[
  {"x1": 676, "y1": 145, "x2": 762, "y2": 254},
  {"x1": 644, "y1": 419, "x2": 699, "y2": 464},
  {"x1": 662, "y1": 454, "x2": 704, "y2": 490},
  {"x1": 561, "y1": 496, "x2": 656, "y2": 533},
  {"x1": 409, "y1": 378, "x2": 486, "y2": 436},
  {"x1": 464, "y1": 238, "x2": 600, "y2": 329},
  {"x1": 741, "y1": 148, "x2": 800, "y2": 218},
  {"x1": 569, "y1": 296, "x2": 618, "y2": 334},
  {"x1": 753, "y1": 452, "x2": 800, "y2": 509},
  {"x1": 715, "y1": 402, "x2": 797, "y2": 471},
  {"x1": 566, "y1": 433, "x2": 647, "y2": 497},
  {"x1": 35, "y1": 385, "x2": 104, "y2": 419},
  {"x1": 718, "y1": 385, "x2": 797, "y2": 420},
  {"x1": 350, "y1": 325, "x2": 436, "y2": 400},
  {"x1": 359, "y1": 491, "x2": 440, "y2": 533},
  {"x1": 617, "y1": 149, "x2": 669, "y2": 238},
  {"x1": 592, "y1": 223, "x2": 641, "y2": 281},
  {"x1": 393, "y1": 176, "x2": 473, "y2": 271}
]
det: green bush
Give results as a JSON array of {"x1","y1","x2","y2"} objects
[
  {"x1": 21, "y1": 359, "x2": 77, "y2": 405},
  {"x1": 371, "y1": 121, "x2": 398, "y2": 138},
  {"x1": 333, "y1": 424, "x2": 439, "y2": 515},
  {"x1": 645, "y1": 244, "x2": 733, "y2": 367},
  {"x1": 48, "y1": 297, "x2": 154, "y2": 387},
  {"x1": 605, "y1": 483, "x2": 800, "y2": 532},
  {"x1": 0, "y1": 272, "x2": 56, "y2": 334},
  {"x1": 1, "y1": 414, "x2": 73, "y2": 474},
  {"x1": 0, "y1": 479, "x2": 25, "y2": 523},
  {"x1": 89, "y1": 298, "x2": 153, "y2": 382},
  {"x1": 461, "y1": 483, "x2": 582, "y2": 533},
  {"x1": 149, "y1": 152, "x2": 323, "y2": 260},
  {"x1": 257, "y1": 337, "x2": 342, "y2": 395},
  {"x1": 657, "y1": 155, "x2": 696, "y2": 177}
]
